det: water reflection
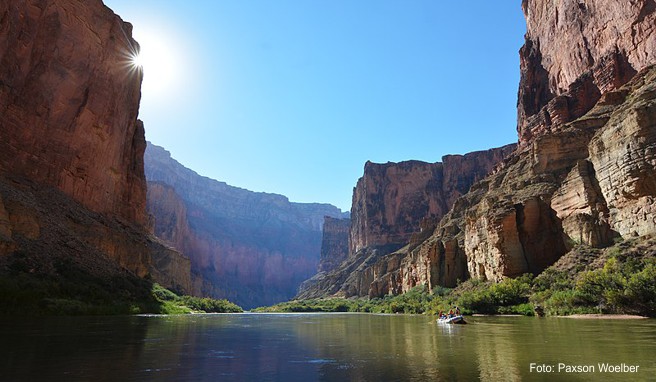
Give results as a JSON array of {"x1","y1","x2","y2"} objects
[{"x1": 1, "y1": 314, "x2": 654, "y2": 381}]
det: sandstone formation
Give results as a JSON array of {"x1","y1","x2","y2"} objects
[
  {"x1": 349, "y1": 146, "x2": 517, "y2": 255},
  {"x1": 0, "y1": 0, "x2": 192, "y2": 304},
  {"x1": 518, "y1": 0, "x2": 655, "y2": 146},
  {"x1": 145, "y1": 143, "x2": 347, "y2": 308},
  {"x1": 0, "y1": 176, "x2": 191, "y2": 293},
  {"x1": 0, "y1": 0, "x2": 148, "y2": 225},
  {"x1": 322, "y1": 66, "x2": 656, "y2": 299},
  {"x1": 298, "y1": 145, "x2": 515, "y2": 298},
  {"x1": 301, "y1": 0, "x2": 656, "y2": 299}
]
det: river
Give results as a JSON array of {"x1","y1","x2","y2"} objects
[{"x1": 1, "y1": 313, "x2": 654, "y2": 381}]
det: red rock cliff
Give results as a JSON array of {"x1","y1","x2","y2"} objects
[
  {"x1": 297, "y1": 145, "x2": 515, "y2": 298},
  {"x1": 318, "y1": 216, "x2": 351, "y2": 273},
  {"x1": 0, "y1": 0, "x2": 192, "y2": 300},
  {"x1": 349, "y1": 145, "x2": 516, "y2": 255},
  {"x1": 300, "y1": 1, "x2": 656, "y2": 299},
  {"x1": 0, "y1": 0, "x2": 147, "y2": 225},
  {"x1": 518, "y1": 0, "x2": 656, "y2": 146}
]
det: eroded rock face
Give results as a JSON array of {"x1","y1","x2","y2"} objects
[
  {"x1": 358, "y1": 65, "x2": 656, "y2": 296},
  {"x1": 0, "y1": 0, "x2": 147, "y2": 225},
  {"x1": 145, "y1": 143, "x2": 347, "y2": 308},
  {"x1": 0, "y1": 0, "x2": 191, "y2": 296},
  {"x1": 518, "y1": 0, "x2": 655, "y2": 146},
  {"x1": 318, "y1": 217, "x2": 351, "y2": 273},
  {"x1": 349, "y1": 146, "x2": 516, "y2": 255},
  {"x1": 298, "y1": 145, "x2": 515, "y2": 298},
  {"x1": 302, "y1": 2, "x2": 656, "y2": 298},
  {"x1": 0, "y1": 176, "x2": 192, "y2": 294},
  {"x1": 588, "y1": 70, "x2": 656, "y2": 237}
]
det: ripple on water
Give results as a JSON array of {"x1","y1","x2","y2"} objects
[{"x1": 208, "y1": 350, "x2": 236, "y2": 359}]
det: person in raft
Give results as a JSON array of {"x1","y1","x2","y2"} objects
[
  {"x1": 448, "y1": 309, "x2": 454, "y2": 318},
  {"x1": 455, "y1": 306, "x2": 461, "y2": 316}
]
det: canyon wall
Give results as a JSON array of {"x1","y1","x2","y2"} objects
[
  {"x1": 301, "y1": 0, "x2": 656, "y2": 299},
  {"x1": 517, "y1": 0, "x2": 655, "y2": 145},
  {"x1": 0, "y1": 0, "x2": 191, "y2": 299},
  {"x1": 349, "y1": 146, "x2": 516, "y2": 255},
  {"x1": 145, "y1": 143, "x2": 347, "y2": 308},
  {"x1": 0, "y1": 0, "x2": 147, "y2": 225},
  {"x1": 318, "y1": 217, "x2": 351, "y2": 273},
  {"x1": 298, "y1": 145, "x2": 515, "y2": 298}
]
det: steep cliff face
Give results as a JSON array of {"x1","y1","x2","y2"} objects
[
  {"x1": 318, "y1": 217, "x2": 351, "y2": 273},
  {"x1": 518, "y1": 0, "x2": 655, "y2": 146},
  {"x1": 301, "y1": 0, "x2": 656, "y2": 299},
  {"x1": 145, "y1": 143, "x2": 346, "y2": 308},
  {"x1": 0, "y1": 0, "x2": 147, "y2": 225},
  {"x1": 326, "y1": 66, "x2": 655, "y2": 298},
  {"x1": 0, "y1": 0, "x2": 192, "y2": 303},
  {"x1": 298, "y1": 145, "x2": 515, "y2": 298},
  {"x1": 349, "y1": 146, "x2": 517, "y2": 255}
]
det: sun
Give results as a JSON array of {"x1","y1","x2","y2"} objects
[{"x1": 129, "y1": 29, "x2": 179, "y2": 96}]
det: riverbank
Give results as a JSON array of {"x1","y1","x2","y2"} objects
[
  {"x1": 257, "y1": 237, "x2": 655, "y2": 317},
  {"x1": 559, "y1": 314, "x2": 649, "y2": 319}
]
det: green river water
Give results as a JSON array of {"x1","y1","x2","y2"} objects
[{"x1": 1, "y1": 313, "x2": 654, "y2": 381}]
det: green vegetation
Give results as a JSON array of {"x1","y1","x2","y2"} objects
[
  {"x1": 256, "y1": 239, "x2": 656, "y2": 317},
  {"x1": 0, "y1": 263, "x2": 243, "y2": 316},
  {"x1": 532, "y1": 254, "x2": 656, "y2": 316},
  {"x1": 151, "y1": 283, "x2": 243, "y2": 314},
  {"x1": 252, "y1": 285, "x2": 443, "y2": 314}
]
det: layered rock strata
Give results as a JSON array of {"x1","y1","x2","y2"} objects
[
  {"x1": 145, "y1": 143, "x2": 346, "y2": 308},
  {"x1": 301, "y1": 0, "x2": 656, "y2": 299},
  {"x1": 0, "y1": 0, "x2": 191, "y2": 296},
  {"x1": 349, "y1": 146, "x2": 517, "y2": 255},
  {"x1": 341, "y1": 56, "x2": 656, "y2": 300},
  {"x1": 518, "y1": 0, "x2": 655, "y2": 145},
  {"x1": 298, "y1": 145, "x2": 516, "y2": 298}
]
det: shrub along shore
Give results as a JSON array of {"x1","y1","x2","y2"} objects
[{"x1": 254, "y1": 237, "x2": 656, "y2": 317}]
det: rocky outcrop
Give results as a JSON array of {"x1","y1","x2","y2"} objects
[
  {"x1": 349, "y1": 146, "x2": 516, "y2": 255},
  {"x1": 518, "y1": 0, "x2": 655, "y2": 146},
  {"x1": 301, "y1": 1, "x2": 656, "y2": 299},
  {"x1": 318, "y1": 217, "x2": 351, "y2": 273},
  {"x1": 298, "y1": 145, "x2": 515, "y2": 298},
  {"x1": 341, "y1": 60, "x2": 656, "y2": 299},
  {"x1": 145, "y1": 143, "x2": 346, "y2": 308},
  {"x1": 0, "y1": 0, "x2": 192, "y2": 300}
]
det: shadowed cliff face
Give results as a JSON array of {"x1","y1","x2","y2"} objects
[
  {"x1": 145, "y1": 143, "x2": 346, "y2": 309},
  {"x1": 301, "y1": 0, "x2": 656, "y2": 299},
  {"x1": 0, "y1": 0, "x2": 192, "y2": 299},
  {"x1": 318, "y1": 217, "x2": 351, "y2": 273},
  {"x1": 0, "y1": 0, "x2": 147, "y2": 225}
]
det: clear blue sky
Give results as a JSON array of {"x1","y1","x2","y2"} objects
[{"x1": 104, "y1": 0, "x2": 526, "y2": 212}]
